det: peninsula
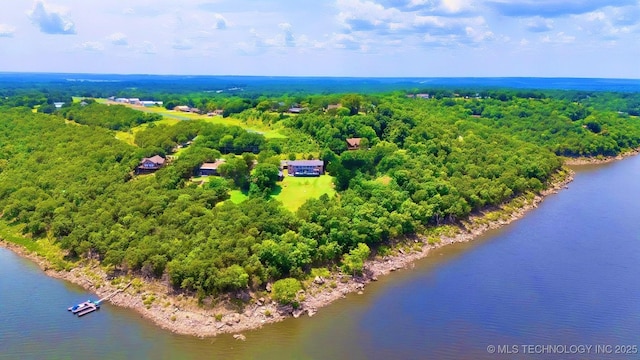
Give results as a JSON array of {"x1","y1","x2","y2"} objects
[{"x1": 2, "y1": 75, "x2": 640, "y2": 337}]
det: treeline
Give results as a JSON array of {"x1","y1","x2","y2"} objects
[
  {"x1": 58, "y1": 101, "x2": 162, "y2": 130},
  {"x1": 133, "y1": 121, "x2": 268, "y2": 155}
]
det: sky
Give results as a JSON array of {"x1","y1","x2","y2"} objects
[{"x1": 0, "y1": 0, "x2": 638, "y2": 78}]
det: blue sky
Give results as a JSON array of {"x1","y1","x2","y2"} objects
[{"x1": 0, "y1": 0, "x2": 638, "y2": 78}]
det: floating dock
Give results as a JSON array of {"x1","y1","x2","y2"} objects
[
  {"x1": 76, "y1": 303, "x2": 100, "y2": 317},
  {"x1": 68, "y1": 300, "x2": 100, "y2": 316},
  {"x1": 67, "y1": 282, "x2": 131, "y2": 317}
]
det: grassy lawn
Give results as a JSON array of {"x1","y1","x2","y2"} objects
[
  {"x1": 274, "y1": 175, "x2": 336, "y2": 212},
  {"x1": 229, "y1": 190, "x2": 249, "y2": 204},
  {"x1": 114, "y1": 131, "x2": 136, "y2": 145},
  {"x1": 98, "y1": 100, "x2": 286, "y2": 139},
  {"x1": 223, "y1": 175, "x2": 335, "y2": 211}
]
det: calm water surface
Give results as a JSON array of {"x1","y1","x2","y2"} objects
[{"x1": 2, "y1": 156, "x2": 640, "y2": 360}]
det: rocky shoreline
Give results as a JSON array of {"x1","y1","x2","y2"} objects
[
  {"x1": 0, "y1": 166, "x2": 575, "y2": 339},
  {"x1": 562, "y1": 147, "x2": 640, "y2": 165}
]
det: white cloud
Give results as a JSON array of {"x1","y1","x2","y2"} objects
[
  {"x1": 0, "y1": 0, "x2": 636, "y2": 77},
  {"x1": 574, "y1": 9, "x2": 636, "y2": 40},
  {"x1": 78, "y1": 41, "x2": 104, "y2": 52},
  {"x1": 439, "y1": 0, "x2": 476, "y2": 14},
  {"x1": 214, "y1": 13, "x2": 227, "y2": 29},
  {"x1": 107, "y1": 32, "x2": 128, "y2": 46},
  {"x1": 332, "y1": 33, "x2": 365, "y2": 50},
  {"x1": 279, "y1": 22, "x2": 295, "y2": 47},
  {"x1": 465, "y1": 26, "x2": 494, "y2": 43},
  {"x1": 172, "y1": 38, "x2": 194, "y2": 50},
  {"x1": 337, "y1": 0, "x2": 397, "y2": 32},
  {"x1": 486, "y1": 0, "x2": 637, "y2": 18},
  {"x1": 541, "y1": 32, "x2": 576, "y2": 44},
  {"x1": 0, "y1": 24, "x2": 16, "y2": 38},
  {"x1": 610, "y1": 5, "x2": 640, "y2": 26},
  {"x1": 525, "y1": 17, "x2": 554, "y2": 32},
  {"x1": 335, "y1": 0, "x2": 495, "y2": 50},
  {"x1": 140, "y1": 41, "x2": 157, "y2": 54},
  {"x1": 27, "y1": 1, "x2": 76, "y2": 35}
]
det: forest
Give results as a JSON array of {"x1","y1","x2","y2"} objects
[{"x1": 1, "y1": 81, "x2": 640, "y2": 299}]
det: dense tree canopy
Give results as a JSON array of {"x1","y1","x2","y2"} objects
[
  {"x1": 59, "y1": 101, "x2": 162, "y2": 130},
  {"x1": 2, "y1": 85, "x2": 640, "y2": 299}
]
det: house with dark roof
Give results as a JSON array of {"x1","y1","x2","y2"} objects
[
  {"x1": 174, "y1": 105, "x2": 191, "y2": 112},
  {"x1": 199, "y1": 159, "x2": 226, "y2": 176},
  {"x1": 137, "y1": 155, "x2": 165, "y2": 174},
  {"x1": 207, "y1": 109, "x2": 224, "y2": 116},
  {"x1": 288, "y1": 107, "x2": 307, "y2": 114},
  {"x1": 346, "y1": 138, "x2": 362, "y2": 150},
  {"x1": 287, "y1": 160, "x2": 324, "y2": 177}
]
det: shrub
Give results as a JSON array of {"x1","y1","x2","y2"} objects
[{"x1": 272, "y1": 278, "x2": 302, "y2": 307}]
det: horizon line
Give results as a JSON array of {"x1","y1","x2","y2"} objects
[{"x1": 1, "y1": 71, "x2": 639, "y2": 81}]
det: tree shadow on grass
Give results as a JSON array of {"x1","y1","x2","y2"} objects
[{"x1": 270, "y1": 185, "x2": 283, "y2": 196}]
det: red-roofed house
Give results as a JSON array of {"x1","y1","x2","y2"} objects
[
  {"x1": 137, "y1": 155, "x2": 165, "y2": 174},
  {"x1": 198, "y1": 159, "x2": 226, "y2": 176},
  {"x1": 346, "y1": 138, "x2": 362, "y2": 150}
]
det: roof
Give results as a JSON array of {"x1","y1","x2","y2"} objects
[
  {"x1": 288, "y1": 160, "x2": 324, "y2": 166},
  {"x1": 200, "y1": 159, "x2": 226, "y2": 170},
  {"x1": 141, "y1": 155, "x2": 165, "y2": 165},
  {"x1": 346, "y1": 138, "x2": 362, "y2": 147}
]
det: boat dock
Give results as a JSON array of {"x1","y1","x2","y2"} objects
[
  {"x1": 67, "y1": 282, "x2": 131, "y2": 318},
  {"x1": 68, "y1": 300, "x2": 100, "y2": 316}
]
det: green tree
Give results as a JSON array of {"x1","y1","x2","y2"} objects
[
  {"x1": 341, "y1": 243, "x2": 370, "y2": 275},
  {"x1": 272, "y1": 278, "x2": 302, "y2": 307},
  {"x1": 218, "y1": 157, "x2": 250, "y2": 189},
  {"x1": 252, "y1": 163, "x2": 280, "y2": 192},
  {"x1": 342, "y1": 94, "x2": 363, "y2": 116}
]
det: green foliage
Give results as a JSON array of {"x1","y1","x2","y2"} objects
[
  {"x1": 341, "y1": 243, "x2": 370, "y2": 275},
  {"x1": 3, "y1": 87, "x2": 640, "y2": 301},
  {"x1": 272, "y1": 278, "x2": 302, "y2": 306},
  {"x1": 60, "y1": 102, "x2": 162, "y2": 130},
  {"x1": 252, "y1": 163, "x2": 280, "y2": 192},
  {"x1": 342, "y1": 94, "x2": 363, "y2": 115},
  {"x1": 218, "y1": 156, "x2": 250, "y2": 189}
]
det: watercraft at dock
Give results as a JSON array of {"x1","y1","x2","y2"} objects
[{"x1": 68, "y1": 300, "x2": 100, "y2": 316}]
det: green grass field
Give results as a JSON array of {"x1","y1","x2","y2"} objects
[
  {"x1": 274, "y1": 175, "x2": 336, "y2": 212},
  {"x1": 229, "y1": 190, "x2": 249, "y2": 204},
  {"x1": 224, "y1": 175, "x2": 335, "y2": 212},
  {"x1": 114, "y1": 131, "x2": 136, "y2": 145},
  {"x1": 101, "y1": 100, "x2": 286, "y2": 139}
]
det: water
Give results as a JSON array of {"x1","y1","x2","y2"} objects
[{"x1": 2, "y1": 156, "x2": 640, "y2": 359}]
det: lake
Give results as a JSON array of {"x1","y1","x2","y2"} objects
[{"x1": 2, "y1": 155, "x2": 640, "y2": 359}]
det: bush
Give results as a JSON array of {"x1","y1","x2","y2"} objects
[
  {"x1": 272, "y1": 278, "x2": 302, "y2": 306},
  {"x1": 341, "y1": 243, "x2": 370, "y2": 275}
]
